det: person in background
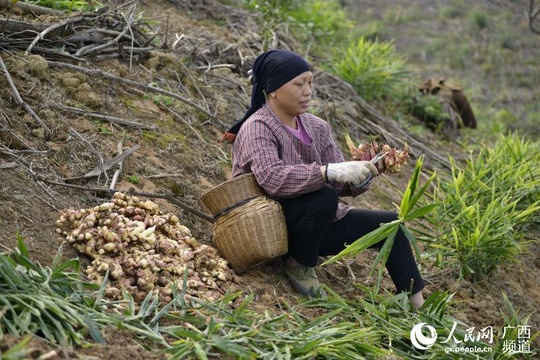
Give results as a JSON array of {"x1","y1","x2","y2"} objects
[{"x1": 223, "y1": 49, "x2": 425, "y2": 309}]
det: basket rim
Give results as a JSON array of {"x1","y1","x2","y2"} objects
[
  {"x1": 200, "y1": 173, "x2": 257, "y2": 199},
  {"x1": 199, "y1": 173, "x2": 265, "y2": 216}
]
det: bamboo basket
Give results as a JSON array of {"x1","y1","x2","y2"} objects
[
  {"x1": 200, "y1": 173, "x2": 288, "y2": 273},
  {"x1": 200, "y1": 173, "x2": 265, "y2": 216}
]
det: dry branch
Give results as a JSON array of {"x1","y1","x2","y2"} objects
[
  {"x1": 24, "y1": 16, "x2": 86, "y2": 56},
  {"x1": 0, "y1": 0, "x2": 64, "y2": 16},
  {"x1": 0, "y1": 162, "x2": 18, "y2": 169},
  {"x1": 1, "y1": 4, "x2": 152, "y2": 61},
  {"x1": 42, "y1": 179, "x2": 214, "y2": 223},
  {"x1": 75, "y1": 14, "x2": 132, "y2": 57},
  {"x1": 52, "y1": 104, "x2": 157, "y2": 130},
  {"x1": 81, "y1": 144, "x2": 140, "y2": 178},
  {"x1": 64, "y1": 144, "x2": 141, "y2": 181},
  {"x1": 48, "y1": 61, "x2": 216, "y2": 118},
  {"x1": 193, "y1": 63, "x2": 236, "y2": 71},
  {"x1": 0, "y1": 53, "x2": 52, "y2": 134},
  {"x1": 0, "y1": 17, "x2": 57, "y2": 33},
  {"x1": 109, "y1": 140, "x2": 124, "y2": 190}
]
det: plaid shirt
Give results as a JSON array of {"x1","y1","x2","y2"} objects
[{"x1": 232, "y1": 104, "x2": 360, "y2": 221}]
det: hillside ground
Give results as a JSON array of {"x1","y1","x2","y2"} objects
[{"x1": 0, "y1": 0, "x2": 538, "y2": 358}]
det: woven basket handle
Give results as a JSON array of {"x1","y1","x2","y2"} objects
[{"x1": 212, "y1": 195, "x2": 261, "y2": 220}]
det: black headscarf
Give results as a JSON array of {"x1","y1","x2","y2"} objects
[{"x1": 222, "y1": 49, "x2": 311, "y2": 143}]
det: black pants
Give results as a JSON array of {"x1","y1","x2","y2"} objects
[{"x1": 277, "y1": 184, "x2": 425, "y2": 295}]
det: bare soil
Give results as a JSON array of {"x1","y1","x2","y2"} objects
[{"x1": 0, "y1": 0, "x2": 538, "y2": 358}]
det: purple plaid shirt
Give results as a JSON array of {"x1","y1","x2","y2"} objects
[{"x1": 232, "y1": 104, "x2": 362, "y2": 221}]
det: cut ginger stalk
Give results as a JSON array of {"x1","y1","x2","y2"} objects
[{"x1": 344, "y1": 133, "x2": 409, "y2": 174}]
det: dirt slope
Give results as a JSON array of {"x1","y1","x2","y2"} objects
[{"x1": 0, "y1": 0, "x2": 538, "y2": 358}]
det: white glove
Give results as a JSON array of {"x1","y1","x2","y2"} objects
[{"x1": 326, "y1": 161, "x2": 378, "y2": 185}]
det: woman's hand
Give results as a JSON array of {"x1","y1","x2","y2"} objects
[{"x1": 325, "y1": 161, "x2": 378, "y2": 185}]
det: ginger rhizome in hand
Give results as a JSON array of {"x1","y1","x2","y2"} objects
[{"x1": 344, "y1": 133, "x2": 409, "y2": 174}]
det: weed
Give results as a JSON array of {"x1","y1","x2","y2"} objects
[
  {"x1": 152, "y1": 95, "x2": 174, "y2": 106},
  {"x1": 325, "y1": 37, "x2": 410, "y2": 101},
  {"x1": 127, "y1": 175, "x2": 140, "y2": 185},
  {"x1": 470, "y1": 11, "x2": 489, "y2": 30},
  {"x1": 418, "y1": 134, "x2": 540, "y2": 281},
  {"x1": 243, "y1": 0, "x2": 292, "y2": 50},
  {"x1": 29, "y1": 0, "x2": 103, "y2": 12},
  {"x1": 286, "y1": 0, "x2": 353, "y2": 56},
  {"x1": 93, "y1": 120, "x2": 112, "y2": 135},
  {"x1": 244, "y1": 0, "x2": 352, "y2": 55}
]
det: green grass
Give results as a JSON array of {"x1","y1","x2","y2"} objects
[
  {"x1": 28, "y1": 0, "x2": 103, "y2": 12},
  {"x1": 127, "y1": 175, "x2": 141, "y2": 184},
  {"x1": 325, "y1": 37, "x2": 410, "y2": 101},
  {"x1": 5, "y1": 238, "x2": 537, "y2": 360},
  {"x1": 0, "y1": 236, "x2": 106, "y2": 346},
  {"x1": 286, "y1": 0, "x2": 353, "y2": 56},
  {"x1": 244, "y1": 0, "x2": 353, "y2": 54},
  {"x1": 416, "y1": 134, "x2": 540, "y2": 281}
]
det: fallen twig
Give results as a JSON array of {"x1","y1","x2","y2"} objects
[
  {"x1": 193, "y1": 63, "x2": 236, "y2": 71},
  {"x1": 75, "y1": 12, "x2": 131, "y2": 57},
  {"x1": 109, "y1": 140, "x2": 124, "y2": 190},
  {"x1": 0, "y1": 0, "x2": 64, "y2": 16},
  {"x1": 0, "y1": 53, "x2": 52, "y2": 134},
  {"x1": 52, "y1": 104, "x2": 157, "y2": 130},
  {"x1": 42, "y1": 179, "x2": 214, "y2": 223},
  {"x1": 48, "y1": 61, "x2": 216, "y2": 118},
  {"x1": 0, "y1": 17, "x2": 57, "y2": 34},
  {"x1": 143, "y1": 173, "x2": 184, "y2": 178},
  {"x1": 2, "y1": 1, "x2": 154, "y2": 62},
  {"x1": 123, "y1": 6, "x2": 137, "y2": 71},
  {"x1": 25, "y1": 16, "x2": 86, "y2": 56},
  {"x1": 0, "y1": 162, "x2": 18, "y2": 169},
  {"x1": 64, "y1": 144, "x2": 141, "y2": 181}
]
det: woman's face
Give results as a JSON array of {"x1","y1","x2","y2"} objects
[{"x1": 273, "y1": 71, "x2": 313, "y2": 118}]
